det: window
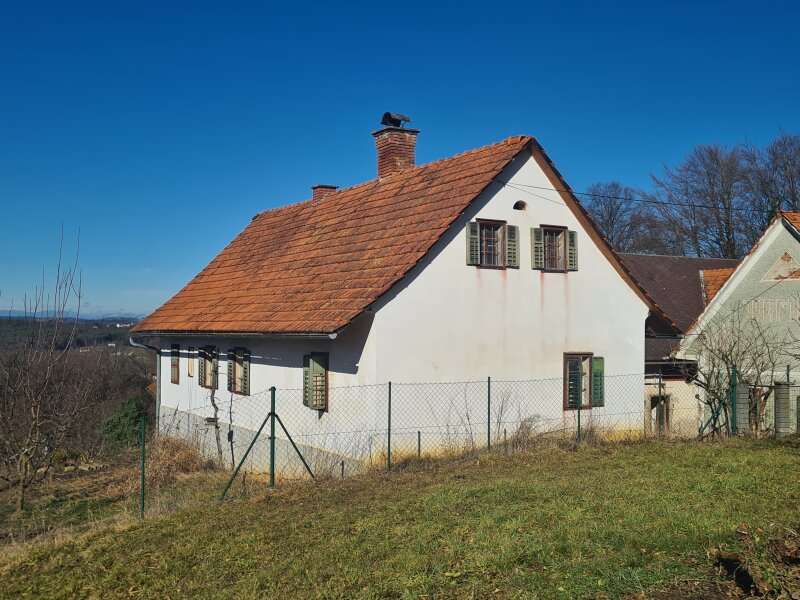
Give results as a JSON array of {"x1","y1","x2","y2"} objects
[
  {"x1": 227, "y1": 348, "x2": 250, "y2": 395},
  {"x1": 198, "y1": 346, "x2": 218, "y2": 390},
  {"x1": 532, "y1": 227, "x2": 578, "y2": 271},
  {"x1": 512, "y1": 200, "x2": 527, "y2": 210},
  {"x1": 303, "y1": 352, "x2": 329, "y2": 411},
  {"x1": 170, "y1": 344, "x2": 180, "y2": 385},
  {"x1": 563, "y1": 353, "x2": 605, "y2": 410},
  {"x1": 187, "y1": 347, "x2": 195, "y2": 377},
  {"x1": 466, "y1": 221, "x2": 519, "y2": 268}
]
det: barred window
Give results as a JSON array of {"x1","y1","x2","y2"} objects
[
  {"x1": 227, "y1": 348, "x2": 250, "y2": 395},
  {"x1": 465, "y1": 221, "x2": 519, "y2": 268},
  {"x1": 532, "y1": 227, "x2": 578, "y2": 271}
]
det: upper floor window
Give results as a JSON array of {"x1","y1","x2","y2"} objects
[
  {"x1": 532, "y1": 227, "x2": 578, "y2": 272},
  {"x1": 227, "y1": 347, "x2": 251, "y2": 395},
  {"x1": 466, "y1": 220, "x2": 519, "y2": 269}
]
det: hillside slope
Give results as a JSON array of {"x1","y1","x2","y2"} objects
[{"x1": 2, "y1": 440, "x2": 800, "y2": 599}]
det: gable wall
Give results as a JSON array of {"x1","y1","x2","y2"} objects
[
  {"x1": 685, "y1": 222, "x2": 800, "y2": 360},
  {"x1": 370, "y1": 151, "x2": 649, "y2": 383}
]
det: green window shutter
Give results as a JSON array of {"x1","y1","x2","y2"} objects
[
  {"x1": 227, "y1": 348, "x2": 235, "y2": 392},
  {"x1": 198, "y1": 348, "x2": 206, "y2": 387},
  {"x1": 531, "y1": 228, "x2": 544, "y2": 270},
  {"x1": 242, "y1": 350, "x2": 250, "y2": 395},
  {"x1": 211, "y1": 348, "x2": 219, "y2": 389},
  {"x1": 302, "y1": 354, "x2": 312, "y2": 407},
  {"x1": 466, "y1": 222, "x2": 480, "y2": 265},
  {"x1": 567, "y1": 230, "x2": 578, "y2": 271},
  {"x1": 566, "y1": 357, "x2": 582, "y2": 409},
  {"x1": 591, "y1": 357, "x2": 605, "y2": 407},
  {"x1": 505, "y1": 225, "x2": 519, "y2": 268},
  {"x1": 309, "y1": 353, "x2": 329, "y2": 411}
]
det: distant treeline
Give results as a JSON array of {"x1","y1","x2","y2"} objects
[{"x1": 0, "y1": 317, "x2": 136, "y2": 351}]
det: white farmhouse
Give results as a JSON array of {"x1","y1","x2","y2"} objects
[{"x1": 132, "y1": 113, "x2": 673, "y2": 470}]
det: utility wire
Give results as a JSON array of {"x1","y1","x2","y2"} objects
[{"x1": 496, "y1": 179, "x2": 785, "y2": 215}]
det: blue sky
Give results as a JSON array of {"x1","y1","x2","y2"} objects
[{"x1": 1, "y1": 1, "x2": 798, "y2": 316}]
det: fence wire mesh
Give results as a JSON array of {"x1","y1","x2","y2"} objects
[{"x1": 156, "y1": 372, "x2": 741, "y2": 488}]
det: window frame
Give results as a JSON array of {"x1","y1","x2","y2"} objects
[
  {"x1": 541, "y1": 224, "x2": 568, "y2": 273},
  {"x1": 199, "y1": 346, "x2": 217, "y2": 390},
  {"x1": 170, "y1": 344, "x2": 180, "y2": 385},
  {"x1": 228, "y1": 347, "x2": 250, "y2": 396},
  {"x1": 563, "y1": 352, "x2": 593, "y2": 411},
  {"x1": 476, "y1": 218, "x2": 507, "y2": 269}
]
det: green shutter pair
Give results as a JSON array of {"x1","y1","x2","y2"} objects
[
  {"x1": 465, "y1": 222, "x2": 519, "y2": 267},
  {"x1": 566, "y1": 356, "x2": 605, "y2": 408},
  {"x1": 531, "y1": 228, "x2": 578, "y2": 270},
  {"x1": 303, "y1": 352, "x2": 329, "y2": 411}
]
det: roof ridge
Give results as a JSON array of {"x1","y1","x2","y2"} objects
[{"x1": 253, "y1": 135, "x2": 532, "y2": 220}]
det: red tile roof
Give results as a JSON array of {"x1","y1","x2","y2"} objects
[
  {"x1": 134, "y1": 136, "x2": 532, "y2": 334},
  {"x1": 133, "y1": 135, "x2": 674, "y2": 335},
  {"x1": 701, "y1": 267, "x2": 736, "y2": 305}
]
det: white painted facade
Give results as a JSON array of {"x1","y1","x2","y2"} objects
[{"x1": 151, "y1": 151, "x2": 651, "y2": 470}]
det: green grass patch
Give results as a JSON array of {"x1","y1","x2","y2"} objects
[{"x1": 2, "y1": 439, "x2": 800, "y2": 599}]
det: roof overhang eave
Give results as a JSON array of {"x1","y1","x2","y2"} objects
[{"x1": 130, "y1": 330, "x2": 339, "y2": 340}]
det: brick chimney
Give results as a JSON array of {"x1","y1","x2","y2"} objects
[
  {"x1": 372, "y1": 112, "x2": 419, "y2": 178},
  {"x1": 312, "y1": 184, "x2": 337, "y2": 202}
]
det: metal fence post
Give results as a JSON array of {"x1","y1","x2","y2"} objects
[
  {"x1": 487, "y1": 376, "x2": 492, "y2": 450},
  {"x1": 387, "y1": 382, "x2": 392, "y2": 471},
  {"x1": 730, "y1": 365, "x2": 738, "y2": 435},
  {"x1": 417, "y1": 430, "x2": 421, "y2": 458},
  {"x1": 269, "y1": 386, "x2": 276, "y2": 488},
  {"x1": 577, "y1": 401, "x2": 582, "y2": 443},
  {"x1": 139, "y1": 412, "x2": 146, "y2": 519}
]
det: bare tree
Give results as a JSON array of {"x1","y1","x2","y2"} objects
[
  {"x1": 649, "y1": 145, "x2": 748, "y2": 259},
  {"x1": 741, "y1": 133, "x2": 800, "y2": 244},
  {"x1": 687, "y1": 304, "x2": 784, "y2": 438},
  {"x1": 0, "y1": 237, "x2": 118, "y2": 510}
]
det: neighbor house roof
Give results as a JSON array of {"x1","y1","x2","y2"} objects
[
  {"x1": 133, "y1": 136, "x2": 674, "y2": 336},
  {"x1": 619, "y1": 254, "x2": 740, "y2": 363},
  {"x1": 700, "y1": 267, "x2": 737, "y2": 304},
  {"x1": 680, "y1": 211, "x2": 800, "y2": 340}
]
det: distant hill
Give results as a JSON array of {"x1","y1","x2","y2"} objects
[{"x1": 0, "y1": 316, "x2": 140, "y2": 351}]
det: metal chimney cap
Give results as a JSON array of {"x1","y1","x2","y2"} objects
[{"x1": 380, "y1": 112, "x2": 411, "y2": 128}]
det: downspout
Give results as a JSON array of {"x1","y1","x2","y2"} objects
[{"x1": 129, "y1": 336, "x2": 161, "y2": 432}]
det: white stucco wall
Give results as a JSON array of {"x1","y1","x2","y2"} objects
[{"x1": 152, "y1": 150, "x2": 650, "y2": 469}]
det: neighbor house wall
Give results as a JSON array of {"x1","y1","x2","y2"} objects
[{"x1": 683, "y1": 221, "x2": 800, "y2": 434}]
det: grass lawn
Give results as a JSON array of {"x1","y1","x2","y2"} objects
[{"x1": 1, "y1": 438, "x2": 799, "y2": 599}]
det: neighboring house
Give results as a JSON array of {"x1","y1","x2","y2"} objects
[
  {"x1": 620, "y1": 253, "x2": 739, "y2": 435},
  {"x1": 678, "y1": 212, "x2": 800, "y2": 436},
  {"x1": 132, "y1": 113, "x2": 674, "y2": 466}
]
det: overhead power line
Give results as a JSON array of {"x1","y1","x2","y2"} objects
[{"x1": 495, "y1": 179, "x2": 786, "y2": 215}]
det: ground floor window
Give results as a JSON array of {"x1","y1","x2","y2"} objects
[
  {"x1": 227, "y1": 348, "x2": 251, "y2": 395},
  {"x1": 564, "y1": 353, "x2": 604, "y2": 409},
  {"x1": 198, "y1": 346, "x2": 218, "y2": 390},
  {"x1": 170, "y1": 344, "x2": 180, "y2": 384},
  {"x1": 303, "y1": 352, "x2": 329, "y2": 411}
]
